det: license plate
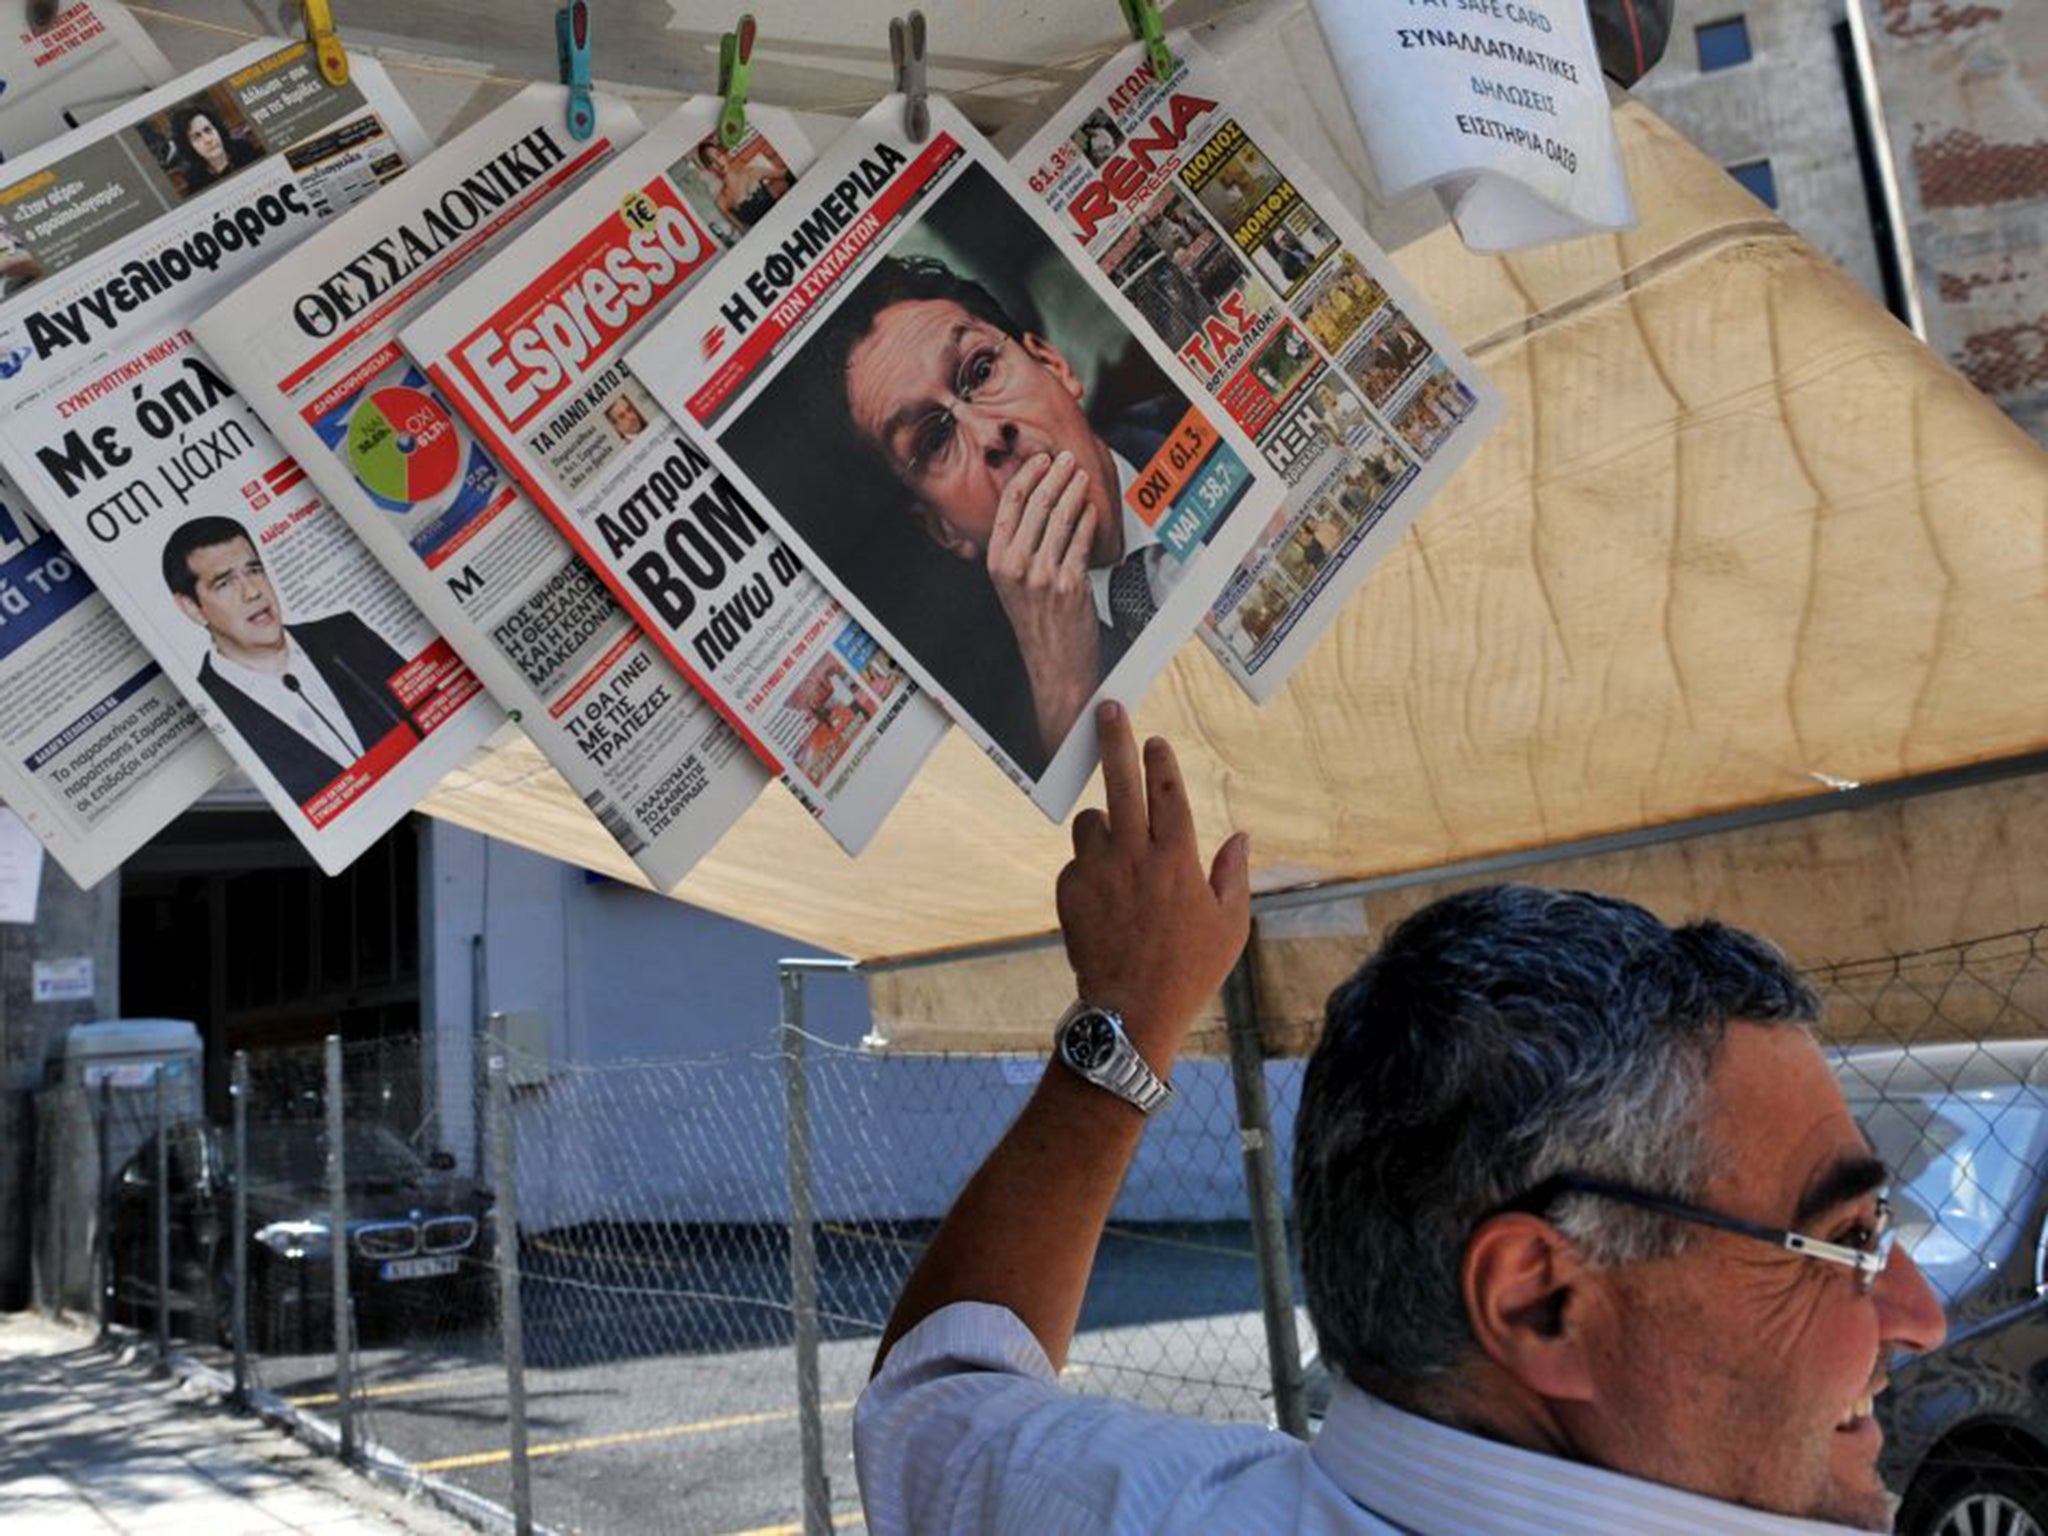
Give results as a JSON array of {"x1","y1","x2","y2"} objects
[{"x1": 379, "y1": 1256, "x2": 459, "y2": 1281}]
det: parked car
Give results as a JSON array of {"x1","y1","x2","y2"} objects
[
  {"x1": 1840, "y1": 1040, "x2": 2048, "y2": 1536},
  {"x1": 1277, "y1": 1039, "x2": 2048, "y2": 1536},
  {"x1": 103, "y1": 1116, "x2": 496, "y2": 1352}
]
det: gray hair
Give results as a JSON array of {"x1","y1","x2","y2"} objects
[{"x1": 1291, "y1": 884, "x2": 1819, "y2": 1408}]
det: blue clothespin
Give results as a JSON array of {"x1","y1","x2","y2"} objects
[
  {"x1": 890, "y1": 12, "x2": 928, "y2": 144},
  {"x1": 717, "y1": 15, "x2": 756, "y2": 151},
  {"x1": 303, "y1": 0, "x2": 349, "y2": 86},
  {"x1": 1118, "y1": 0, "x2": 1173, "y2": 81},
  {"x1": 557, "y1": 0, "x2": 595, "y2": 142}
]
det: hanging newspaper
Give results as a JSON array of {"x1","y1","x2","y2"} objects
[
  {"x1": 626, "y1": 96, "x2": 1281, "y2": 820},
  {"x1": 406, "y1": 99, "x2": 949, "y2": 853},
  {"x1": 199, "y1": 89, "x2": 775, "y2": 888},
  {"x1": 0, "y1": 1, "x2": 172, "y2": 162},
  {"x1": 0, "y1": 41, "x2": 495, "y2": 878},
  {"x1": 1017, "y1": 36, "x2": 1504, "y2": 702}
]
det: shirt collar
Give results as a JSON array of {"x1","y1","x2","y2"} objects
[
  {"x1": 210, "y1": 632, "x2": 302, "y2": 685},
  {"x1": 1313, "y1": 1381, "x2": 1873, "y2": 1536}
]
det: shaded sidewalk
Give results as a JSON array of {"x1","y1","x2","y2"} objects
[{"x1": 0, "y1": 1312, "x2": 476, "y2": 1535}]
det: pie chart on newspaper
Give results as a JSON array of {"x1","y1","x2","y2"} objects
[{"x1": 346, "y1": 385, "x2": 464, "y2": 508}]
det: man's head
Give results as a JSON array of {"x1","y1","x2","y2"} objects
[
  {"x1": 816, "y1": 255, "x2": 1119, "y2": 566},
  {"x1": 163, "y1": 516, "x2": 284, "y2": 665},
  {"x1": 1294, "y1": 885, "x2": 1945, "y2": 1529},
  {"x1": 174, "y1": 106, "x2": 228, "y2": 173},
  {"x1": 604, "y1": 394, "x2": 647, "y2": 440}
]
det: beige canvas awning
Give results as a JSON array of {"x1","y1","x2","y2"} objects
[{"x1": 181, "y1": 0, "x2": 2035, "y2": 967}]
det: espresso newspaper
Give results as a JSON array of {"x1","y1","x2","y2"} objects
[
  {"x1": 0, "y1": 1, "x2": 171, "y2": 159},
  {"x1": 0, "y1": 42, "x2": 501, "y2": 878},
  {"x1": 197, "y1": 89, "x2": 767, "y2": 889},
  {"x1": 1018, "y1": 37, "x2": 1503, "y2": 701},
  {"x1": 406, "y1": 99, "x2": 949, "y2": 854},
  {"x1": 0, "y1": 39, "x2": 425, "y2": 883},
  {"x1": 626, "y1": 96, "x2": 1282, "y2": 820}
]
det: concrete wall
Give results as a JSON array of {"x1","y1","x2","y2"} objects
[
  {"x1": 1632, "y1": 0, "x2": 1889, "y2": 300},
  {"x1": 0, "y1": 853, "x2": 120, "y2": 1308},
  {"x1": 420, "y1": 822, "x2": 1280, "y2": 1228}
]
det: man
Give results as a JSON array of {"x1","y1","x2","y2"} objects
[
  {"x1": 163, "y1": 516, "x2": 417, "y2": 802},
  {"x1": 603, "y1": 392, "x2": 649, "y2": 443},
  {"x1": 855, "y1": 702, "x2": 1947, "y2": 1533},
  {"x1": 815, "y1": 255, "x2": 1190, "y2": 766}
]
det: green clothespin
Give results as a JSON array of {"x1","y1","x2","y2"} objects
[
  {"x1": 717, "y1": 14, "x2": 756, "y2": 151},
  {"x1": 1118, "y1": 0, "x2": 1173, "y2": 80}
]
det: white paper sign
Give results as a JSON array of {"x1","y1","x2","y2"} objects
[
  {"x1": 0, "y1": 806, "x2": 44, "y2": 921},
  {"x1": 1309, "y1": 0, "x2": 1634, "y2": 250},
  {"x1": 33, "y1": 954, "x2": 92, "y2": 1001}
]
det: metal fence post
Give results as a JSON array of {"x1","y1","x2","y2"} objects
[
  {"x1": 325, "y1": 1034, "x2": 355, "y2": 1462},
  {"x1": 485, "y1": 1015, "x2": 535, "y2": 1536},
  {"x1": 95, "y1": 1077, "x2": 112, "y2": 1341},
  {"x1": 230, "y1": 1051, "x2": 250, "y2": 1408},
  {"x1": 153, "y1": 1067, "x2": 170, "y2": 1361},
  {"x1": 1222, "y1": 950, "x2": 1307, "y2": 1439},
  {"x1": 779, "y1": 964, "x2": 830, "y2": 1536}
]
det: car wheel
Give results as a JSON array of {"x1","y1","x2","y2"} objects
[{"x1": 1913, "y1": 1454, "x2": 2048, "y2": 1536}]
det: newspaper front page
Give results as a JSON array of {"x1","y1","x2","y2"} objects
[
  {"x1": 0, "y1": 1, "x2": 171, "y2": 162},
  {"x1": 199, "y1": 87, "x2": 774, "y2": 889},
  {"x1": 0, "y1": 42, "x2": 499, "y2": 877},
  {"x1": 626, "y1": 95, "x2": 1282, "y2": 820},
  {"x1": 407, "y1": 99, "x2": 949, "y2": 854},
  {"x1": 1017, "y1": 37, "x2": 1504, "y2": 701}
]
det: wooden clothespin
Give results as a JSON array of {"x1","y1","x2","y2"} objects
[
  {"x1": 717, "y1": 14, "x2": 756, "y2": 150},
  {"x1": 890, "y1": 11, "x2": 928, "y2": 144},
  {"x1": 1118, "y1": 0, "x2": 1174, "y2": 81},
  {"x1": 557, "y1": 0, "x2": 595, "y2": 142},
  {"x1": 27, "y1": 0, "x2": 59, "y2": 35},
  {"x1": 303, "y1": 0, "x2": 349, "y2": 88}
]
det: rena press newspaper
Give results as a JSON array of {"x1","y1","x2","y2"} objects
[
  {"x1": 0, "y1": 42, "x2": 502, "y2": 877},
  {"x1": 0, "y1": 1, "x2": 172, "y2": 162},
  {"x1": 627, "y1": 95, "x2": 1282, "y2": 820},
  {"x1": 0, "y1": 36, "x2": 425, "y2": 883},
  {"x1": 1017, "y1": 36, "x2": 1503, "y2": 702},
  {"x1": 198, "y1": 87, "x2": 772, "y2": 890},
  {"x1": 406, "y1": 99, "x2": 948, "y2": 855}
]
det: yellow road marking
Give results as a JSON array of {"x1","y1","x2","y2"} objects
[
  {"x1": 719, "y1": 1511, "x2": 865, "y2": 1536},
  {"x1": 287, "y1": 1370, "x2": 502, "y2": 1409},
  {"x1": 412, "y1": 1398, "x2": 855, "y2": 1472}
]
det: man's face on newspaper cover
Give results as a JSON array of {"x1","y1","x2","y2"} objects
[
  {"x1": 176, "y1": 536, "x2": 286, "y2": 664},
  {"x1": 845, "y1": 298, "x2": 1119, "y2": 564}
]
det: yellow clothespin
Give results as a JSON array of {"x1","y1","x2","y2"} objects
[
  {"x1": 557, "y1": 0, "x2": 595, "y2": 141},
  {"x1": 889, "y1": 11, "x2": 928, "y2": 144},
  {"x1": 717, "y1": 14, "x2": 756, "y2": 150},
  {"x1": 1118, "y1": 0, "x2": 1173, "y2": 81},
  {"x1": 27, "y1": 0, "x2": 58, "y2": 34},
  {"x1": 303, "y1": 0, "x2": 349, "y2": 88}
]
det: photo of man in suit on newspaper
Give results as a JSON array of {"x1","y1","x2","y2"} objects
[{"x1": 161, "y1": 515, "x2": 418, "y2": 804}]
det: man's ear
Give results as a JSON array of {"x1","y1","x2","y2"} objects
[
  {"x1": 914, "y1": 500, "x2": 979, "y2": 561},
  {"x1": 1461, "y1": 1213, "x2": 1601, "y2": 1406},
  {"x1": 172, "y1": 593, "x2": 206, "y2": 629},
  {"x1": 1019, "y1": 332, "x2": 1085, "y2": 404}
]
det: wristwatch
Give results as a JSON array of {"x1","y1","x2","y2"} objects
[{"x1": 1054, "y1": 1001, "x2": 1175, "y2": 1115}]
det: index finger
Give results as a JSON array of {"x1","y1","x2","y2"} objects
[{"x1": 1095, "y1": 699, "x2": 1143, "y2": 843}]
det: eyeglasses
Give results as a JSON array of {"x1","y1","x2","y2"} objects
[
  {"x1": 1499, "y1": 1173, "x2": 1900, "y2": 1295},
  {"x1": 896, "y1": 328, "x2": 1020, "y2": 486}
]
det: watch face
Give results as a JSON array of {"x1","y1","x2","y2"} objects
[{"x1": 1066, "y1": 1014, "x2": 1118, "y2": 1071}]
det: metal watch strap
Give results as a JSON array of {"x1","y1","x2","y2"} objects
[{"x1": 1057, "y1": 1002, "x2": 1175, "y2": 1115}]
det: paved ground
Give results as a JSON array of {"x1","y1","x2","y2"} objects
[{"x1": 0, "y1": 1312, "x2": 473, "y2": 1536}]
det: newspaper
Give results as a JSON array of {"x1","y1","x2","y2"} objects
[
  {"x1": 1017, "y1": 37, "x2": 1504, "y2": 701},
  {"x1": 406, "y1": 98, "x2": 949, "y2": 854},
  {"x1": 625, "y1": 96, "x2": 1282, "y2": 820},
  {"x1": 0, "y1": 42, "x2": 499, "y2": 877},
  {"x1": 0, "y1": 1, "x2": 171, "y2": 162},
  {"x1": 199, "y1": 88, "x2": 774, "y2": 889}
]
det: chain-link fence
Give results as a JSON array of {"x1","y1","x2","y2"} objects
[{"x1": 33, "y1": 923, "x2": 2048, "y2": 1536}]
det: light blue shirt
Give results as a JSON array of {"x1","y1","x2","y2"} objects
[{"x1": 855, "y1": 1302, "x2": 1872, "y2": 1536}]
